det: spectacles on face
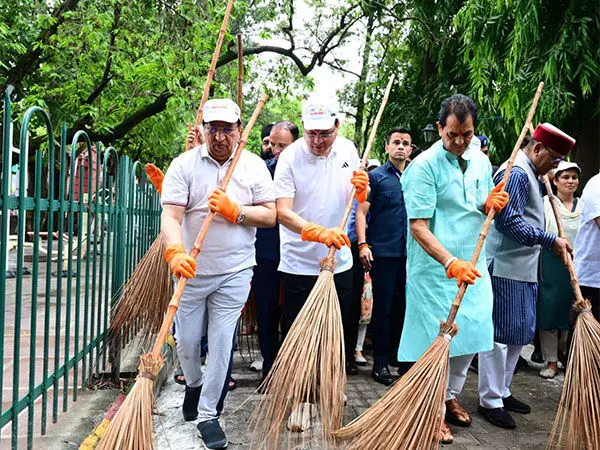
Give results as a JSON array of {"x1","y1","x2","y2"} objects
[
  {"x1": 544, "y1": 146, "x2": 566, "y2": 163},
  {"x1": 204, "y1": 125, "x2": 236, "y2": 136},
  {"x1": 305, "y1": 129, "x2": 336, "y2": 140}
]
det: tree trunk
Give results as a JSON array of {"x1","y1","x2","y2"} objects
[{"x1": 354, "y1": 12, "x2": 376, "y2": 151}]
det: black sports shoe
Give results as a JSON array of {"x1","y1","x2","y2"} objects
[
  {"x1": 478, "y1": 406, "x2": 516, "y2": 429},
  {"x1": 197, "y1": 419, "x2": 228, "y2": 449},
  {"x1": 372, "y1": 365, "x2": 396, "y2": 386},
  {"x1": 346, "y1": 360, "x2": 359, "y2": 375},
  {"x1": 182, "y1": 385, "x2": 202, "y2": 421},
  {"x1": 503, "y1": 395, "x2": 531, "y2": 414}
]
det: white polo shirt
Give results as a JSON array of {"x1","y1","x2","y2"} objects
[
  {"x1": 574, "y1": 173, "x2": 600, "y2": 288},
  {"x1": 275, "y1": 135, "x2": 360, "y2": 275},
  {"x1": 161, "y1": 144, "x2": 275, "y2": 276}
]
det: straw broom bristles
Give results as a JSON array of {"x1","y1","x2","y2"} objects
[
  {"x1": 97, "y1": 354, "x2": 164, "y2": 450},
  {"x1": 249, "y1": 75, "x2": 396, "y2": 449},
  {"x1": 542, "y1": 174, "x2": 600, "y2": 450},
  {"x1": 334, "y1": 81, "x2": 545, "y2": 450},
  {"x1": 109, "y1": 234, "x2": 173, "y2": 342},
  {"x1": 97, "y1": 94, "x2": 267, "y2": 450},
  {"x1": 250, "y1": 257, "x2": 346, "y2": 447},
  {"x1": 334, "y1": 322, "x2": 458, "y2": 449},
  {"x1": 547, "y1": 300, "x2": 600, "y2": 450}
]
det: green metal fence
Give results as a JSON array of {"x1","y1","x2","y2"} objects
[{"x1": 0, "y1": 88, "x2": 162, "y2": 448}]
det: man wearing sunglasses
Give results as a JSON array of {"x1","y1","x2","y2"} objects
[
  {"x1": 479, "y1": 123, "x2": 575, "y2": 430},
  {"x1": 355, "y1": 127, "x2": 413, "y2": 386},
  {"x1": 275, "y1": 99, "x2": 368, "y2": 384},
  {"x1": 161, "y1": 98, "x2": 276, "y2": 449}
]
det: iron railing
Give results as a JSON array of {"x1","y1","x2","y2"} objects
[{"x1": 0, "y1": 88, "x2": 162, "y2": 448}]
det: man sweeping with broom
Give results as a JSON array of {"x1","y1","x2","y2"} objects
[
  {"x1": 398, "y1": 94, "x2": 509, "y2": 444},
  {"x1": 479, "y1": 123, "x2": 574, "y2": 429},
  {"x1": 274, "y1": 98, "x2": 369, "y2": 428},
  {"x1": 161, "y1": 98, "x2": 276, "y2": 449}
]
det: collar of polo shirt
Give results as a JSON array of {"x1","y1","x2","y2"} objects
[{"x1": 301, "y1": 139, "x2": 339, "y2": 162}]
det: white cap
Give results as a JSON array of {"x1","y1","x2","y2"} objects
[
  {"x1": 367, "y1": 158, "x2": 381, "y2": 169},
  {"x1": 301, "y1": 100, "x2": 337, "y2": 131},
  {"x1": 202, "y1": 99, "x2": 241, "y2": 124},
  {"x1": 554, "y1": 160, "x2": 581, "y2": 176}
]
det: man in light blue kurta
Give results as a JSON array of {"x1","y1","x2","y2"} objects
[{"x1": 398, "y1": 94, "x2": 509, "y2": 443}]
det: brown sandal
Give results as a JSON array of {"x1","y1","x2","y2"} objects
[
  {"x1": 439, "y1": 420, "x2": 453, "y2": 444},
  {"x1": 445, "y1": 398, "x2": 472, "y2": 427}
]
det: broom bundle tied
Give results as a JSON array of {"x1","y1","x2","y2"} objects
[
  {"x1": 334, "y1": 81, "x2": 545, "y2": 450},
  {"x1": 542, "y1": 174, "x2": 600, "y2": 450},
  {"x1": 98, "y1": 93, "x2": 267, "y2": 450},
  {"x1": 250, "y1": 75, "x2": 396, "y2": 448}
]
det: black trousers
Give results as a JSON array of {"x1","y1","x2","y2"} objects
[
  {"x1": 369, "y1": 256, "x2": 407, "y2": 367},
  {"x1": 281, "y1": 269, "x2": 359, "y2": 361},
  {"x1": 252, "y1": 258, "x2": 281, "y2": 378}
]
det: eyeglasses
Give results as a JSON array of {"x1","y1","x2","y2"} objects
[
  {"x1": 305, "y1": 129, "x2": 336, "y2": 140},
  {"x1": 204, "y1": 125, "x2": 236, "y2": 136},
  {"x1": 544, "y1": 146, "x2": 566, "y2": 163}
]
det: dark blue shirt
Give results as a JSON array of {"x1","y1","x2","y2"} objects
[
  {"x1": 255, "y1": 158, "x2": 280, "y2": 261},
  {"x1": 366, "y1": 160, "x2": 407, "y2": 257}
]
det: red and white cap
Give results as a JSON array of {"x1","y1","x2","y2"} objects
[
  {"x1": 532, "y1": 123, "x2": 575, "y2": 157},
  {"x1": 203, "y1": 99, "x2": 241, "y2": 124},
  {"x1": 302, "y1": 100, "x2": 338, "y2": 131}
]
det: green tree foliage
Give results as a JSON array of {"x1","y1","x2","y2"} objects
[{"x1": 1, "y1": 0, "x2": 361, "y2": 169}]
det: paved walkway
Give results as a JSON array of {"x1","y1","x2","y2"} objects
[{"x1": 154, "y1": 344, "x2": 564, "y2": 449}]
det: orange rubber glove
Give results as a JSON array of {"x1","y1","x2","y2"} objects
[
  {"x1": 145, "y1": 163, "x2": 164, "y2": 195},
  {"x1": 446, "y1": 258, "x2": 482, "y2": 287},
  {"x1": 351, "y1": 170, "x2": 369, "y2": 203},
  {"x1": 301, "y1": 222, "x2": 351, "y2": 250},
  {"x1": 208, "y1": 189, "x2": 240, "y2": 224},
  {"x1": 485, "y1": 181, "x2": 509, "y2": 215},
  {"x1": 164, "y1": 243, "x2": 196, "y2": 278}
]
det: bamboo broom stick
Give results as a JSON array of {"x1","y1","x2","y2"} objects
[
  {"x1": 152, "y1": 93, "x2": 267, "y2": 357},
  {"x1": 186, "y1": 0, "x2": 236, "y2": 151},
  {"x1": 326, "y1": 74, "x2": 395, "y2": 253},
  {"x1": 541, "y1": 175, "x2": 584, "y2": 303},
  {"x1": 250, "y1": 75, "x2": 395, "y2": 448},
  {"x1": 98, "y1": 94, "x2": 267, "y2": 450},
  {"x1": 543, "y1": 174, "x2": 600, "y2": 450},
  {"x1": 334, "y1": 81, "x2": 545, "y2": 450},
  {"x1": 445, "y1": 81, "x2": 544, "y2": 326},
  {"x1": 237, "y1": 33, "x2": 243, "y2": 113}
]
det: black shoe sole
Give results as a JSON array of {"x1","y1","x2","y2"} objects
[
  {"x1": 477, "y1": 407, "x2": 516, "y2": 429},
  {"x1": 503, "y1": 405, "x2": 531, "y2": 414},
  {"x1": 371, "y1": 375, "x2": 394, "y2": 387}
]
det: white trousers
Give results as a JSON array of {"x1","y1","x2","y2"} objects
[
  {"x1": 446, "y1": 354, "x2": 474, "y2": 402},
  {"x1": 540, "y1": 329, "x2": 568, "y2": 363},
  {"x1": 174, "y1": 268, "x2": 252, "y2": 421},
  {"x1": 478, "y1": 342, "x2": 522, "y2": 408}
]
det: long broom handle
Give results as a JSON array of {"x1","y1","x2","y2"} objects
[
  {"x1": 152, "y1": 93, "x2": 267, "y2": 356},
  {"x1": 185, "y1": 0, "x2": 236, "y2": 151},
  {"x1": 541, "y1": 175, "x2": 586, "y2": 305},
  {"x1": 326, "y1": 74, "x2": 396, "y2": 260},
  {"x1": 237, "y1": 33, "x2": 243, "y2": 113},
  {"x1": 445, "y1": 81, "x2": 544, "y2": 326}
]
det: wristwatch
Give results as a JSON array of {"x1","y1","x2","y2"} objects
[{"x1": 236, "y1": 206, "x2": 247, "y2": 224}]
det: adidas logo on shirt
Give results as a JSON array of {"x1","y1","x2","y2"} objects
[{"x1": 342, "y1": 162, "x2": 349, "y2": 168}]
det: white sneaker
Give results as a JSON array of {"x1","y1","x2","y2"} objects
[{"x1": 249, "y1": 359, "x2": 263, "y2": 372}]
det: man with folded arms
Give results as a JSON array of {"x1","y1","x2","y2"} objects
[
  {"x1": 479, "y1": 123, "x2": 574, "y2": 429},
  {"x1": 398, "y1": 94, "x2": 509, "y2": 444},
  {"x1": 161, "y1": 98, "x2": 276, "y2": 449}
]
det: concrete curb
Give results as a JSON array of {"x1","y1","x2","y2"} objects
[{"x1": 78, "y1": 334, "x2": 176, "y2": 449}]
